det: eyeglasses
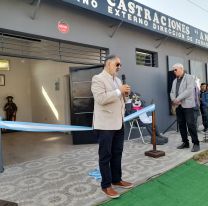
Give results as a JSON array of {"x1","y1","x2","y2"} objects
[{"x1": 116, "y1": 63, "x2": 122, "y2": 67}]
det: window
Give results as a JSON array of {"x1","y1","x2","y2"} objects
[
  {"x1": 0, "y1": 59, "x2": 10, "y2": 70},
  {"x1": 136, "y1": 49, "x2": 158, "y2": 67}
]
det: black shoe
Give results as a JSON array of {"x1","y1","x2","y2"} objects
[
  {"x1": 177, "y1": 142, "x2": 189, "y2": 149},
  {"x1": 191, "y1": 144, "x2": 200, "y2": 152}
]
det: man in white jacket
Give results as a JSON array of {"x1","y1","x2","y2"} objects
[{"x1": 91, "y1": 55, "x2": 133, "y2": 198}]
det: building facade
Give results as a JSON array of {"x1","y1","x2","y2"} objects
[{"x1": 0, "y1": 0, "x2": 208, "y2": 142}]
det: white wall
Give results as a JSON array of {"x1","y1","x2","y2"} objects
[
  {"x1": 0, "y1": 56, "x2": 94, "y2": 125},
  {"x1": 0, "y1": 56, "x2": 32, "y2": 121},
  {"x1": 0, "y1": 56, "x2": 71, "y2": 124},
  {"x1": 30, "y1": 60, "x2": 70, "y2": 124}
]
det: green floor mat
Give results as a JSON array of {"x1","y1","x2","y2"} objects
[{"x1": 99, "y1": 160, "x2": 208, "y2": 206}]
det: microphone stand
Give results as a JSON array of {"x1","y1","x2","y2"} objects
[
  {"x1": 144, "y1": 111, "x2": 165, "y2": 158},
  {"x1": 162, "y1": 119, "x2": 178, "y2": 134}
]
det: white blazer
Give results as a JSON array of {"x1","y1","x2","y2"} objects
[{"x1": 91, "y1": 70, "x2": 125, "y2": 130}]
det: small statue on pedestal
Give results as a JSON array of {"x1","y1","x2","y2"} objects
[{"x1": 4, "y1": 96, "x2": 17, "y2": 121}]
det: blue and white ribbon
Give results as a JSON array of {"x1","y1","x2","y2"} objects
[
  {"x1": 0, "y1": 121, "x2": 93, "y2": 132},
  {"x1": 0, "y1": 104, "x2": 155, "y2": 132},
  {"x1": 88, "y1": 168, "x2": 101, "y2": 180},
  {"x1": 124, "y1": 104, "x2": 155, "y2": 122}
]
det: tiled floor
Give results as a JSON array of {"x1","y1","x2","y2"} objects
[
  {"x1": 0, "y1": 130, "x2": 208, "y2": 206},
  {"x1": 2, "y1": 132, "x2": 73, "y2": 165}
]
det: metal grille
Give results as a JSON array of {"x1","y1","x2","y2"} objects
[
  {"x1": 136, "y1": 49, "x2": 158, "y2": 67},
  {"x1": 0, "y1": 33, "x2": 108, "y2": 65}
]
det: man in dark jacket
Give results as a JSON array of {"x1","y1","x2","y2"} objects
[
  {"x1": 200, "y1": 83, "x2": 208, "y2": 132},
  {"x1": 170, "y1": 63, "x2": 200, "y2": 152}
]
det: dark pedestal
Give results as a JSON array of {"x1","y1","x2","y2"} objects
[{"x1": 145, "y1": 150, "x2": 165, "y2": 158}]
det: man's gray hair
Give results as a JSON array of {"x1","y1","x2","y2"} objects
[
  {"x1": 104, "y1": 54, "x2": 118, "y2": 66},
  {"x1": 172, "y1": 63, "x2": 184, "y2": 70}
]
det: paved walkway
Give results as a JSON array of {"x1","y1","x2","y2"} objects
[{"x1": 0, "y1": 130, "x2": 207, "y2": 206}]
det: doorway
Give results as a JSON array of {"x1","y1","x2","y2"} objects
[
  {"x1": 0, "y1": 31, "x2": 108, "y2": 166},
  {"x1": 0, "y1": 30, "x2": 108, "y2": 125}
]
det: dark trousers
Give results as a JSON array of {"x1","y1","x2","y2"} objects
[
  {"x1": 96, "y1": 126, "x2": 124, "y2": 189},
  {"x1": 200, "y1": 106, "x2": 208, "y2": 129},
  {"x1": 176, "y1": 106, "x2": 199, "y2": 145}
]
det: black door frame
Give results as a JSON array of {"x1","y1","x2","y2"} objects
[{"x1": 69, "y1": 64, "x2": 103, "y2": 144}]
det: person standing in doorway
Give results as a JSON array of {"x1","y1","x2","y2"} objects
[
  {"x1": 91, "y1": 55, "x2": 133, "y2": 198},
  {"x1": 200, "y1": 83, "x2": 208, "y2": 132},
  {"x1": 170, "y1": 63, "x2": 200, "y2": 152}
]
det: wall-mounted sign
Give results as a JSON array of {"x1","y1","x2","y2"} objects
[
  {"x1": 62, "y1": 0, "x2": 208, "y2": 50},
  {"x1": 57, "y1": 20, "x2": 70, "y2": 33}
]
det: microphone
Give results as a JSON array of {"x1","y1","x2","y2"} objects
[
  {"x1": 121, "y1": 74, "x2": 126, "y2": 84},
  {"x1": 121, "y1": 74, "x2": 129, "y2": 98}
]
